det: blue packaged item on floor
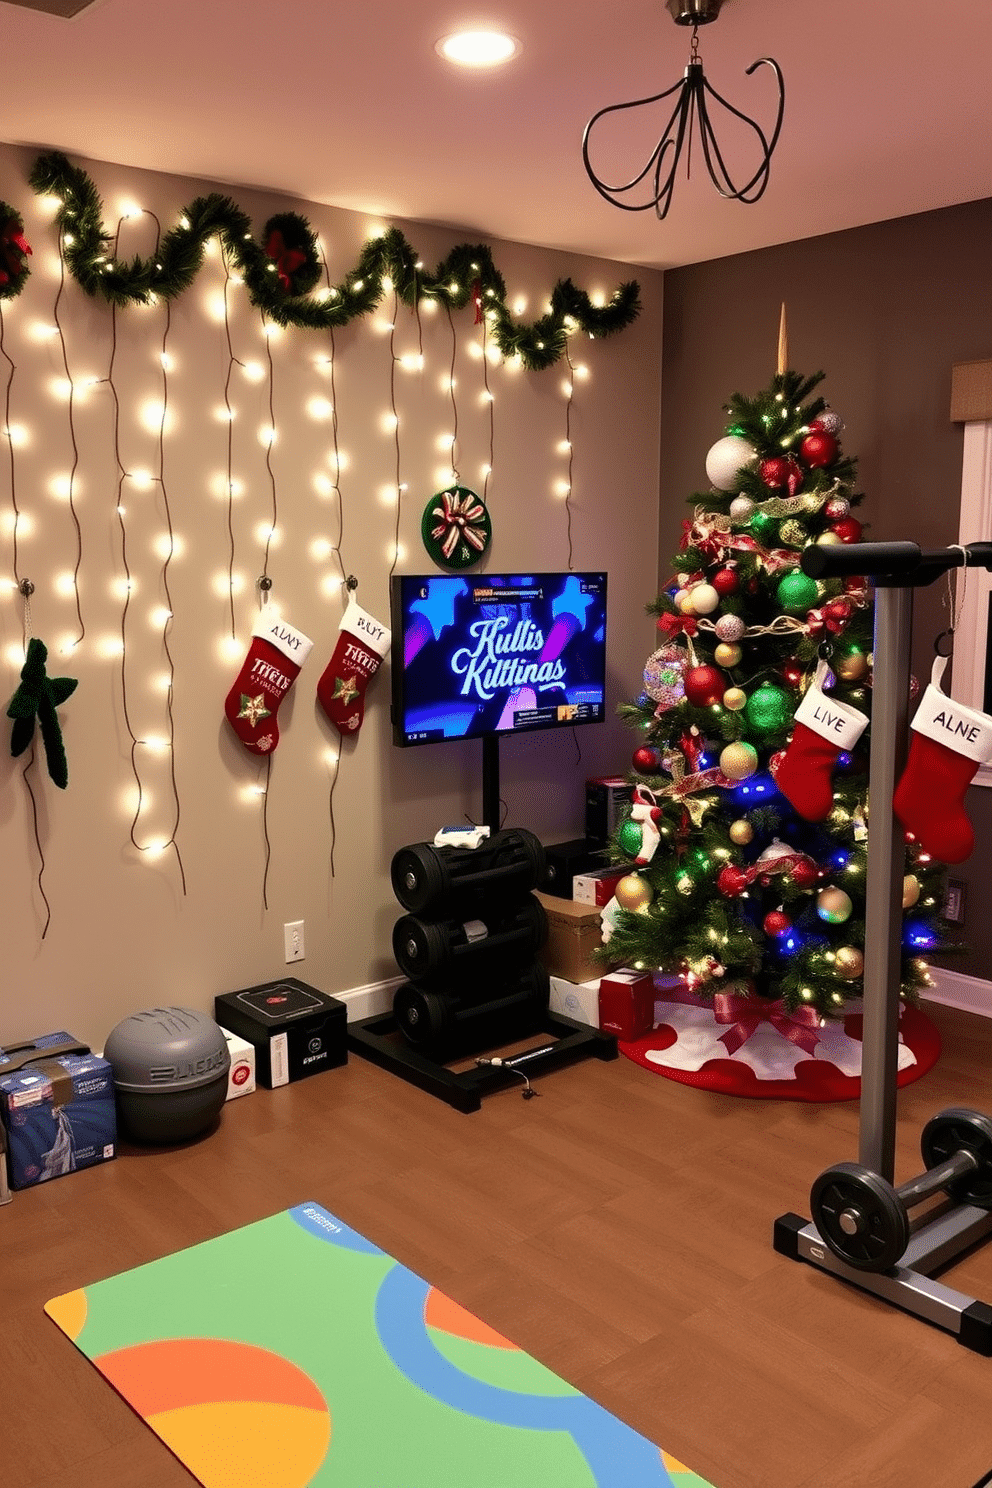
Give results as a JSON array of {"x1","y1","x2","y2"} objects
[{"x1": 0, "y1": 1032, "x2": 117, "y2": 1190}]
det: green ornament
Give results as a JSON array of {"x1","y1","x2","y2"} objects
[
  {"x1": 776, "y1": 571, "x2": 820, "y2": 613},
  {"x1": 744, "y1": 681, "x2": 793, "y2": 735},
  {"x1": 421, "y1": 486, "x2": 491, "y2": 571},
  {"x1": 749, "y1": 509, "x2": 779, "y2": 543},
  {"x1": 618, "y1": 817, "x2": 643, "y2": 856}
]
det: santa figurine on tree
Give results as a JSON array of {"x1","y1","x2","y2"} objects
[{"x1": 602, "y1": 345, "x2": 947, "y2": 1093}]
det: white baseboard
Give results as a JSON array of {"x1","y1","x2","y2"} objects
[
  {"x1": 923, "y1": 966, "x2": 992, "y2": 1019},
  {"x1": 335, "y1": 975, "x2": 402, "y2": 1022}
]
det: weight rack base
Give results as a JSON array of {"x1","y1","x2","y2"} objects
[
  {"x1": 774, "y1": 1208, "x2": 992, "y2": 1354},
  {"x1": 347, "y1": 1010, "x2": 618, "y2": 1113}
]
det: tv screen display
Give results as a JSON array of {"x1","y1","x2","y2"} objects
[{"x1": 391, "y1": 572, "x2": 608, "y2": 747}]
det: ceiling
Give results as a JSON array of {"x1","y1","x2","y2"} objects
[{"x1": 1, "y1": 0, "x2": 990, "y2": 272}]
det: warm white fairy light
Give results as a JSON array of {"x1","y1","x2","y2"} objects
[
  {"x1": 205, "y1": 291, "x2": 228, "y2": 324},
  {"x1": 128, "y1": 469, "x2": 154, "y2": 489},
  {"x1": 140, "y1": 399, "x2": 168, "y2": 434},
  {"x1": 399, "y1": 353, "x2": 424, "y2": 373},
  {"x1": 153, "y1": 672, "x2": 172, "y2": 693},
  {"x1": 380, "y1": 412, "x2": 399, "y2": 433},
  {"x1": 154, "y1": 533, "x2": 181, "y2": 560},
  {"x1": 48, "y1": 474, "x2": 74, "y2": 501},
  {"x1": 49, "y1": 377, "x2": 73, "y2": 403},
  {"x1": 218, "y1": 635, "x2": 244, "y2": 663},
  {"x1": 307, "y1": 397, "x2": 333, "y2": 420},
  {"x1": 141, "y1": 735, "x2": 170, "y2": 754},
  {"x1": 378, "y1": 484, "x2": 400, "y2": 507},
  {"x1": 111, "y1": 576, "x2": 135, "y2": 600},
  {"x1": 215, "y1": 405, "x2": 236, "y2": 423},
  {"x1": 58, "y1": 635, "x2": 79, "y2": 655},
  {"x1": 3, "y1": 423, "x2": 28, "y2": 448},
  {"x1": 149, "y1": 606, "x2": 173, "y2": 628},
  {"x1": 554, "y1": 478, "x2": 571, "y2": 498},
  {"x1": 213, "y1": 570, "x2": 245, "y2": 598},
  {"x1": 54, "y1": 572, "x2": 77, "y2": 597},
  {"x1": 310, "y1": 538, "x2": 333, "y2": 560},
  {"x1": 467, "y1": 342, "x2": 483, "y2": 362},
  {"x1": 258, "y1": 424, "x2": 276, "y2": 448},
  {"x1": 479, "y1": 462, "x2": 492, "y2": 479},
  {"x1": 313, "y1": 472, "x2": 334, "y2": 497},
  {"x1": 3, "y1": 642, "x2": 26, "y2": 668},
  {"x1": 241, "y1": 360, "x2": 265, "y2": 383},
  {"x1": 436, "y1": 433, "x2": 456, "y2": 451},
  {"x1": 255, "y1": 522, "x2": 280, "y2": 546},
  {"x1": 98, "y1": 635, "x2": 125, "y2": 658}
]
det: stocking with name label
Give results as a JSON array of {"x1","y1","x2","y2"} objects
[
  {"x1": 773, "y1": 663, "x2": 869, "y2": 822},
  {"x1": 317, "y1": 596, "x2": 391, "y2": 737},
  {"x1": 893, "y1": 656, "x2": 992, "y2": 863},
  {"x1": 224, "y1": 613, "x2": 313, "y2": 754}
]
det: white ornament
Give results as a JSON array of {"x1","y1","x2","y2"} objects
[
  {"x1": 729, "y1": 495, "x2": 756, "y2": 522},
  {"x1": 689, "y1": 583, "x2": 720, "y2": 615},
  {"x1": 706, "y1": 435, "x2": 756, "y2": 492},
  {"x1": 715, "y1": 614, "x2": 746, "y2": 642}
]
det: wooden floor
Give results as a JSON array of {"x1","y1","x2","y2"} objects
[{"x1": 4, "y1": 999, "x2": 992, "y2": 1488}]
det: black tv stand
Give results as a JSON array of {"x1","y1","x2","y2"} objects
[{"x1": 482, "y1": 734, "x2": 501, "y2": 830}]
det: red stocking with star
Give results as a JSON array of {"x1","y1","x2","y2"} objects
[
  {"x1": 317, "y1": 597, "x2": 391, "y2": 737},
  {"x1": 224, "y1": 613, "x2": 313, "y2": 754}
]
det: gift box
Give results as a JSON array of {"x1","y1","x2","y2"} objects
[
  {"x1": 215, "y1": 978, "x2": 348, "y2": 1089},
  {"x1": 222, "y1": 1028, "x2": 257, "y2": 1100},
  {"x1": 572, "y1": 865, "x2": 626, "y2": 907},
  {"x1": 549, "y1": 974, "x2": 601, "y2": 1028},
  {"x1": 598, "y1": 970, "x2": 656, "y2": 1042},
  {"x1": 533, "y1": 890, "x2": 608, "y2": 984},
  {"x1": 0, "y1": 1032, "x2": 116, "y2": 1191}
]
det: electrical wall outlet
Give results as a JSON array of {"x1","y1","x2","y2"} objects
[{"x1": 284, "y1": 920, "x2": 305, "y2": 962}]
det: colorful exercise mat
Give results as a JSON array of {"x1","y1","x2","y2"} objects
[{"x1": 45, "y1": 1200, "x2": 715, "y2": 1488}]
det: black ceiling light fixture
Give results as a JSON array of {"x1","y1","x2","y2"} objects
[{"x1": 582, "y1": 0, "x2": 785, "y2": 220}]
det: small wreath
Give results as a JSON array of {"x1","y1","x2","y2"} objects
[
  {"x1": 421, "y1": 486, "x2": 492, "y2": 570},
  {"x1": 0, "y1": 205, "x2": 32, "y2": 301}
]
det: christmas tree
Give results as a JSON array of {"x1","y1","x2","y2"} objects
[{"x1": 603, "y1": 367, "x2": 945, "y2": 1022}]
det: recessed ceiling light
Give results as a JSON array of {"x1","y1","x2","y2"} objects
[{"x1": 436, "y1": 30, "x2": 520, "y2": 68}]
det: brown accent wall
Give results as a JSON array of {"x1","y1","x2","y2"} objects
[{"x1": 660, "y1": 198, "x2": 992, "y2": 978}]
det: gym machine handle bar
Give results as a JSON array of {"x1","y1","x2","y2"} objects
[{"x1": 802, "y1": 539, "x2": 992, "y2": 586}]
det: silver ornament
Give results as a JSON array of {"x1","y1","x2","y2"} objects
[
  {"x1": 715, "y1": 614, "x2": 746, "y2": 642},
  {"x1": 729, "y1": 495, "x2": 755, "y2": 522}
]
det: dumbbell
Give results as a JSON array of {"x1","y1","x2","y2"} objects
[
  {"x1": 391, "y1": 898, "x2": 546, "y2": 985},
  {"x1": 390, "y1": 828, "x2": 545, "y2": 917},
  {"x1": 393, "y1": 962, "x2": 549, "y2": 1060},
  {"x1": 810, "y1": 1107, "x2": 992, "y2": 1273}
]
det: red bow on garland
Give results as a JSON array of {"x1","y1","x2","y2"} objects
[
  {"x1": 658, "y1": 612, "x2": 697, "y2": 639},
  {"x1": 264, "y1": 229, "x2": 306, "y2": 292},
  {"x1": 0, "y1": 218, "x2": 32, "y2": 286},
  {"x1": 713, "y1": 991, "x2": 821, "y2": 1056}
]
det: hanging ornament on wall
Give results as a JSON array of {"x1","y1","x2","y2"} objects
[{"x1": 421, "y1": 486, "x2": 492, "y2": 570}]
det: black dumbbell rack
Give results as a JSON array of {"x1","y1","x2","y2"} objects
[
  {"x1": 348, "y1": 828, "x2": 617, "y2": 1112},
  {"x1": 774, "y1": 539, "x2": 992, "y2": 1353}
]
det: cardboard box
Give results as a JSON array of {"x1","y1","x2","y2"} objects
[
  {"x1": 0, "y1": 1032, "x2": 116, "y2": 1190},
  {"x1": 533, "y1": 889, "x2": 608, "y2": 984},
  {"x1": 549, "y1": 974, "x2": 600, "y2": 1028},
  {"x1": 215, "y1": 978, "x2": 348, "y2": 1089},
  {"x1": 221, "y1": 1028, "x2": 256, "y2": 1100},
  {"x1": 585, "y1": 776, "x2": 633, "y2": 845},
  {"x1": 572, "y1": 865, "x2": 626, "y2": 906},
  {"x1": 598, "y1": 970, "x2": 656, "y2": 1041}
]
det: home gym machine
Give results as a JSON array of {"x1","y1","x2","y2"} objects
[{"x1": 774, "y1": 537, "x2": 992, "y2": 1354}]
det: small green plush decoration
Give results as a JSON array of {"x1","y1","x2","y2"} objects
[{"x1": 6, "y1": 638, "x2": 78, "y2": 789}]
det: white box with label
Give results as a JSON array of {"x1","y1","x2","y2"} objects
[
  {"x1": 222, "y1": 1028, "x2": 256, "y2": 1100},
  {"x1": 549, "y1": 973, "x2": 601, "y2": 1029}
]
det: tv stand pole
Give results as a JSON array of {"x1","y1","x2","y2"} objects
[{"x1": 482, "y1": 735, "x2": 501, "y2": 831}]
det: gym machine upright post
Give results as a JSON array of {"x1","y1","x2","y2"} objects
[{"x1": 774, "y1": 537, "x2": 992, "y2": 1354}]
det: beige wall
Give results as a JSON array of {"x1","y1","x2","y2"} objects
[{"x1": 0, "y1": 142, "x2": 663, "y2": 1051}]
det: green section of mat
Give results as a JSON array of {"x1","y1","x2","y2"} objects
[{"x1": 46, "y1": 1200, "x2": 717, "y2": 1488}]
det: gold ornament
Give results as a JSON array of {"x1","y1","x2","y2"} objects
[
  {"x1": 779, "y1": 519, "x2": 806, "y2": 546},
  {"x1": 615, "y1": 873, "x2": 653, "y2": 912},
  {"x1": 816, "y1": 886, "x2": 853, "y2": 923},
  {"x1": 835, "y1": 652, "x2": 869, "y2": 683},
  {"x1": 835, "y1": 945, "x2": 864, "y2": 979},
  {"x1": 723, "y1": 687, "x2": 747, "y2": 711},
  {"x1": 729, "y1": 819, "x2": 754, "y2": 846},
  {"x1": 815, "y1": 531, "x2": 843, "y2": 547},
  {"x1": 676, "y1": 591, "x2": 696, "y2": 615},
  {"x1": 714, "y1": 642, "x2": 743, "y2": 668},
  {"x1": 719, "y1": 741, "x2": 759, "y2": 781},
  {"x1": 902, "y1": 874, "x2": 921, "y2": 909},
  {"x1": 675, "y1": 873, "x2": 694, "y2": 896}
]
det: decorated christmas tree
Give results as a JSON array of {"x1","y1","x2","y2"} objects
[{"x1": 603, "y1": 365, "x2": 945, "y2": 1026}]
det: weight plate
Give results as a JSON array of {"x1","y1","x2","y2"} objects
[
  {"x1": 920, "y1": 1107, "x2": 992, "y2": 1210},
  {"x1": 810, "y1": 1160, "x2": 910, "y2": 1273}
]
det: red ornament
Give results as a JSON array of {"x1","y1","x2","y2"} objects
[
  {"x1": 831, "y1": 517, "x2": 863, "y2": 543},
  {"x1": 684, "y1": 665, "x2": 725, "y2": 707},
  {"x1": 633, "y1": 745, "x2": 660, "y2": 773},
  {"x1": 843, "y1": 575, "x2": 867, "y2": 594},
  {"x1": 711, "y1": 567, "x2": 739, "y2": 596},
  {"x1": 779, "y1": 657, "x2": 804, "y2": 687},
  {"x1": 789, "y1": 859, "x2": 819, "y2": 890},
  {"x1": 763, "y1": 910, "x2": 791, "y2": 937},
  {"x1": 760, "y1": 457, "x2": 790, "y2": 489},
  {"x1": 823, "y1": 597, "x2": 853, "y2": 627},
  {"x1": 800, "y1": 431, "x2": 838, "y2": 468},
  {"x1": 717, "y1": 865, "x2": 750, "y2": 898}
]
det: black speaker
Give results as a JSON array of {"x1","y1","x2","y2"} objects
[{"x1": 540, "y1": 837, "x2": 600, "y2": 898}]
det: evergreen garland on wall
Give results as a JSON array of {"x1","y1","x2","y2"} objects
[{"x1": 12, "y1": 152, "x2": 641, "y2": 372}]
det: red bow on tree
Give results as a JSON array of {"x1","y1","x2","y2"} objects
[
  {"x1": 0, "y1": 218, "x2": 32, "y2": 287},
  {"x1": 264, "y1": 229, "x2": 306, "y2": 292},
  {"x1": 805, "y1": 597, "x2": 852, "y2": 639},
  {"x1": 658, "y1": 612, "x2": 698, "y2": 639}
]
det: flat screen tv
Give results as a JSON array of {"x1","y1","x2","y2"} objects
[{"x1": 390, "y1": 571, "x2": 608, "y2": 749}]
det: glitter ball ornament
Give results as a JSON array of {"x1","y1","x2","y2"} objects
[
  {"x1": 779, "y1": 657, "x2": 804, "y2": 687},
  {"x1": 723, "y1": 687, "x2": 747, "y2": 711},
  {"x1": 812, "y1": 409, "x2": 844, "y2": 437},
  {"x1": 832, "y1": 516, "x2": 863, "y2": 543},
  {"x1": 689, "y1": 583, "x2": 720, "y2": 615},
  {"x1": 685, "y1": 665, "x2": 725, "y2": 707},
  {"x1": 643, "y1": 646, "x2": 687, "y2": 708},
  {"x1": 817, "y1": 886, "x2": 853, "y2": 923},
  {"x1": 744, "y1": 682, "x2": 793, "y2": 734},
  {"x1": 712, "y1": 567, "x2": 739, "y2": 597},
  {"x1": 902, "y1": 874, "x2": 921, "y2": 909},
  {"x1": 825, "y1": 495, "x2": 851, "y2": 521},
  {"x1": 760, "y1": 456, "x2": 793, "y2": 489},
  {"x1": 714, "y1": 642, "x2": 742, "y2": 669},
  {"x1": 763, "y1": 910, "x2": 791, "y2": 937},
  {"x1": 676, "y1": 590, "x2": 697, "y2": 615},
  {"x1": 835, "y1": 946, "x2": 864, "y2": 979},
  {"x1": 729, "y1": 495, "x2": 756, "y2": 523},
  {"x1": 800, "y1": 431, "x2": 838, "y2": 468},
  {"x1": 715, "y1": 614, "x2": 746, "y2": 643},
  {"x1": 719, "y1": 741, "x2": 759, "y2": 780},
  {"x1": 618, "y1": 817, "x2": 643, "y2": 857},
  {"x1": 729, "y1": 819, "x2": 754, "y2": 845},
  {"x1": 615, "y1": 873, "x2": 653, "y2": 912},
  {"x1": 633, "y1": 745, "x2": 661, "y2": 773},
  {"x1": 749, "y1": 510, "x2": 779, "y2": 543},
  {"x1": 776, "y1": 571, "x2": 820, "y2": 613},
  {"x1": 705, "y1": 435, "x2": 756, "y2": 491},
  {"x1": 779, "y1": 519, "x2": 807, "y2": 547},
  {"x1": 717, "y1": 864, "x2": 750, "y2": 897}
]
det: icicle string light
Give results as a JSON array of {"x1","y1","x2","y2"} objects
[
  {"x1": 444, "y1": 301, "x2": 461, "y2": 485},
  {"x1": 388, "y1": 289, "x2": 404, "y2": 577},
  {"x1": 0, "y1": 303, "x2": 21, "y2": 590},
  {"x1": 221, "y1": 246, "x2": 241, "y2": 639},
  {"x1": 563, "y1": 343, "x2": 576, "y2": 570},
  {"x1": 52, "y1": 232, "x2": 85, "y2": 644},
  {"x1": 27, "y1": 153, "x2": 640, "y2": 371},
  {"x1": 480, "y1": 313, "x2": 494, "y2": 506},
  {"x1": 260, "y1": 313, "x2": 278, "y2": 583}
]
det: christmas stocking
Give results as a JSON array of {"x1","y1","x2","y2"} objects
[
  {"x1": 317, "y1": 597, "x2": 391, "y2": 736},
  {"x1": 893, "y1": 656, "x2": 992, "y2": 863},
  {"x1": 224, "y1": 612, "x2": 313, "y2": 754},
  {"x1": 774, "y1": 665, "x2": 868, "y2": 822}
]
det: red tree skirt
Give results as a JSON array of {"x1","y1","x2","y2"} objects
[{"x1": 619, "y1": 986, "x2": 942, "y2": 1101}]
